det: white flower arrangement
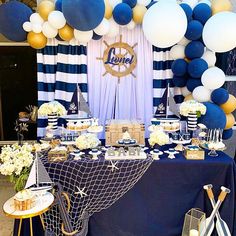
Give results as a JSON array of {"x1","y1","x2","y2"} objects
[
  {"x1": 148, "y1": 130, "x2": 169, "y2": 147},
  {"x1": 180, "y1": 100, "x2": 206, "y2": 117},
  {"x1": 75, "y1": 133, "x2": 100, "y2": 150},
  {"x1": 38, "y1": 101, "x2": 67, "y2": 116},
  {"x1": 0, "y1": 143, "x2": 34, "y2": 191}
]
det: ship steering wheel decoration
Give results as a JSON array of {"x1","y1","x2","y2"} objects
[{"x1": 97, "y1": 35, "x2": 137, "y2": 82}]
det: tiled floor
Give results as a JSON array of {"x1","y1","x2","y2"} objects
[{"x1": 0, "y1": 176, "x2": 14, "y2": 236}]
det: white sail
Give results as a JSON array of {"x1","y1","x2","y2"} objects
[{"x1": 25, "y1": 157, "x2": 37, "y2": 189}]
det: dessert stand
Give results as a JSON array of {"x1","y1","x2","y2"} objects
[{"x1": 170, "y1": 138, "x2": 192, "y2": 151}]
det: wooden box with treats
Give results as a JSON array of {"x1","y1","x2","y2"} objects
[
  {"x1": 48, "y1": 146, "x2": 68, "y2": 162},
  {"x1": 184, "y1": 145, "x2": 205, "y2": 160},
  {"x1": 105, "y1": 120, "x2": 145, "y2": 146},
  {"x1": 14, "y1": 189, "x2": 35, "y2": 211}
]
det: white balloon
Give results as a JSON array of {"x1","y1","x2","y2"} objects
[
  {"x1": 42, "y1": 22, "x2": 58, "y2": 38},
  {"x1": 201, "y1": 67, "x2": 226, "y2": 90},
  {"x1": 178, "y1": 36, "x2": 190, "y2": 46},
  {"x1": 110, "y1": 0, "x2": 122, "y2": 8},
  {"x1": 22, "y1": 22, "x2": 32, "y2": 32},
  {"x1": 48, "y1": 11, "x2": 66, "y2": 29},
  {"x1": 32, "y1": 24, "x2": 42, "y2": 33},
  {"x1": 30, "y1": 13, "x2": 44, "y2": 25},
  {"x1": 94, "y1": 18, "x2": 110, "y2": 36},
  {"x1": 193, "y1": 86, "x2": 212, "y2": 102},
  {"x1": 182, "y1": 0, "x2": 198, "y2": 9},
  {"x1": 181, "y1": 86, "x2": 191, "y2": 97},
  {"x1": 203, "y1": 12, "x2": 236, "y2": 53},
  {"x1": 74, "y1": 29, "x2": 93, "y2": 43},
  {"x1": 201, "y1": 50, "x2": 216, "y2": 67},
  {"x1": 106, "y1": 18, "x2": 120, "y2": 38},
  {"x1": 143, "y1": 1, "x2": 187, "y2": 48},
  {"x1": 127, "y1": 20, "x2": 136, "y2": 30},
  {"x1": 170, "y1": 45, "x2": 185, "y2": 60},
  {"x1": 137, "y1": 0, "x2": 152, "y2": 6}
]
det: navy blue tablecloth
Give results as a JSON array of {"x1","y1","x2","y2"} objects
[{"x1": 14, "y1": 151, "x2": 236, "y2": 236}]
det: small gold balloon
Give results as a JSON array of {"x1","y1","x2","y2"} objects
[
  {"x1": 184, "y1": 94, "x2": 194, "y2": 101},
  {"x1": 59, "y1": 24, "x2": 74, "y2": 42},
  {"x1": 212, "y1": 0, "x2": 232, "y2": 15},
  {"x1": 225, "y1": 113, "x2": 235, "y2": 129},
  {"x1": 27, "y1": 32, "x2": 47, "y2": 49},
  {"x1": 133, "y1": 5, "x2": 147, "y2": 24},
  {"x1": 105, "y1": 0, "x2": 113, "y2": 19},
  {"x1": 220, "y1": 94, "x2": 236, "y2": 114},
  {"x1": 37, "y1": 0, "x2": 55, "y2": 20}
]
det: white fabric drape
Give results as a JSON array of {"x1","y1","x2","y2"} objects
[{"x1": 87, "y1": 26, "x2": 153, "y2": 137}]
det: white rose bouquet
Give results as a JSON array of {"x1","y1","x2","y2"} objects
[
  {"x1": 180, "y1": 100, "x2": 206, "y2": 117},
  {"x1": 149, "y1": 130, "x2": 169, "y2": 147},
  {"x1": 0, "y1": 143, "x2": 34, "y2": 192},
  {"x1": 38, "y1": 101, "x2": 67, "y2": 116},
  {"x1": 76, "y1": 133, "x2": 100, "y2": 150}
]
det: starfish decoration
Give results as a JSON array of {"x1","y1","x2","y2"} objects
[
  {"x1": 107, "y1": 161, "x2": 119, "y2": 172},
  {"x1": 74, "y1": 187, "x2": 88, "y2": 198}
]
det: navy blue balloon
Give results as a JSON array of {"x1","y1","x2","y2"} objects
[
  {"x1": 185, "y1": 41, "x2": 205, "y2": 59},
  {"x1": 0, "y1": 1, "x2": 32, "y2": 42},
  {"x1": 222, "y1": 128, "x2": 233, "y2": 140},
  {"x1": 55, "y1": 0, "x2": 63, "y2": 11},
  {"x1": 62, "y1": 0, "x2": 105, "y2": 31},
  {"x1": 92, "y1": 31, "x2": 103, "y2": 40},
  {"x1": 186, "y1": 78, "x2": 202, "y2": 92},
  {"x1": 171, "y1": 59, "x2": 188, "y2": 77},
  {"x1": 113, "y1": 3, "x2": 133, "y2": 25},
  {"x1": 173, "y1": 76, "x2": 187, "y2": 87},
  {"x1": 211, "y1": 88, "x2": 229, "y2": 105},
  {"x1": 199, "y1": 102, "x2": 226, "y2": 129},
  {"x1": 188, "y1": 58, "x2": 208, "y2": 78},
  {"x1": 185, "y1": 20, "x2": 203, "y2": 40},
  {"x1": 193, "y1": 3, "x2": 212, "y2": 25},
  {"x1": 147, "y1": 1, "x2": 157, "y2": 9},
  {"x1": 123, "y1": 0, "x2": 137, "y2": 8},
  {"x1": 180, "y1": 3, "x2": 192, "y2": 22}
]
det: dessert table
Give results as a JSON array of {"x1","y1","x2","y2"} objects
[{"x1": 14, "y1": 149, "x2": 236, "y2": 236}]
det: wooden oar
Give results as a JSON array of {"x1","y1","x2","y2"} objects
[
  {"x1": 204, "y1": 184, "x2": 231, "y2": 236},
  {"x1": 201, "y1": 186, "x2": 230, "y2": 236}
]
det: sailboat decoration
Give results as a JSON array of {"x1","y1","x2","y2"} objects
[
  {"x1": 25, "y1": 152, "x2": 53, "y2": 192},
  {"x1": 67, "y1": 85, "x2": 92, "y2": 117}
]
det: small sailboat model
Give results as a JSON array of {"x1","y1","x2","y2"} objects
[{"x1": 25, "y1": 153, "x2": 54, "y2": 193}]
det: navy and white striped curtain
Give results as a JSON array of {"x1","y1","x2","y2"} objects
[
  {"x1": 153, "y1": 46, "x2": 184, "y2": 115},
  {"x1": 37, "y1": 39, "x2": 88, "y2": 138}
]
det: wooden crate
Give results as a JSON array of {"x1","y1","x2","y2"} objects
[{"x1": 105, "y1": 120, "x2": 145, "y2": 146}]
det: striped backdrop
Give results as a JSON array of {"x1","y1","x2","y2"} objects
[
  {"x1": 153, "y1": 46, "x2": 184, "y2": 115},
  {"x1": 37, "y1": 39, "x2": 88, "y2": 138}
]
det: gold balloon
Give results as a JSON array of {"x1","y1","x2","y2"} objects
[
  {"x1": 220, "y1": 94, "x2": 236, "y2": 114},
  {"x1": 105, "y1": 0, "x2": 113, "y2": 19},
  {"x1": 133, "y1": 5, "x2": 147, "y2": 24},
  {"x1": 184, "y1": 94, "x2": 194, "y2": 101},
  {"x1": 225, "y1": 113, "x2": 235, "y2": 129},
  {"x1": 212, "y1": 0, "x2": 232, "y2": 15},
  {"x1": 59, "y1": 24, "x2": 74, "y2": 42},
  {"x1": 27, "y1": 32, "x2": 47, "y2": 49},
  {"x1": 37, "y1": 0, "x2": 55, "y2": 20}
]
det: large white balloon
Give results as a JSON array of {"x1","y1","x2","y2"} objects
[
  {"x1": 48, "y1": 11, "x2": 66, "y2": 29},
  {"x1": 32, "y1": 24, "x2": 42, "y2": 33},
  {"x1": 201, "y1": 67, "x2": 226, "y2": 90},
  {"x1": 193, "y1": 86, "x2": 212, "y2": 102},
  {"x1": 170, "y1": 45, "x2": 185, "y2": 60},
  {"x1": 203, "y1": 12, "x2": 236, "y2": 53},
  {"x1": 137, "y1": 0, "x2": 152, "y2": 6},
  {"x1": 23, "y1": 22, "x2": 32, "y2": 32},
  {"x1": 42, "y1": 22, "x2": 58, "y2": 38},
  {"x1": 110, "y1": 0, "x2": 122, "y2": 8},
  {"x1": 181, "y1": 86, "x2": 191, "y2": 97},
  {"x1": 74, "y1": 29, "x2": 93, "y2": 43},
  {"x1": 94, "y1": 18, "x2": 110, "y2": 36},
  {"x1": 127, "y1": 20, "x2": 136, "y2": 30},
  {"x1": 30, "y1": 13, "x2": 44, "y2": 25},
  {"x1": 201, "y1": 50, "x2": 216, "y2": 67},
  {"x1": 106, "y1": 18, "x2": 120, "y2": 38},
  {"x1": 142, "y1": 1, "x2": 187, "y2": 48}
]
